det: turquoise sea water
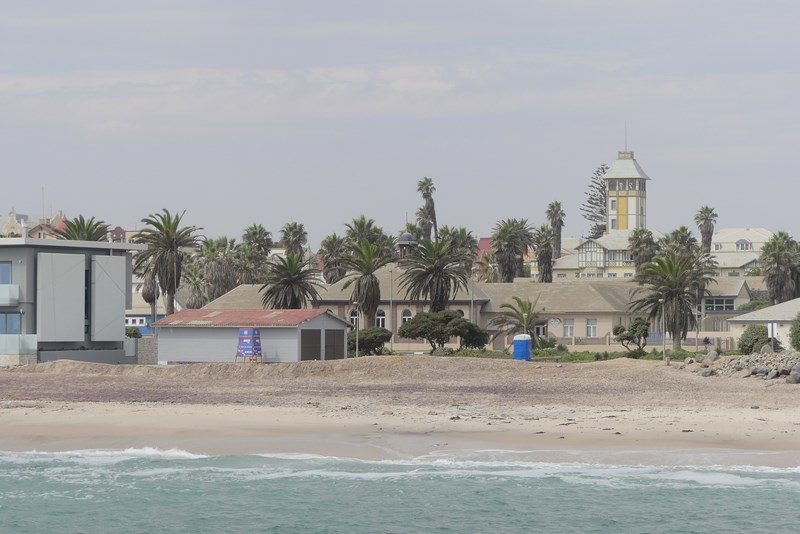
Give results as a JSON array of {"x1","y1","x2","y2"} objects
[{"x1": 1, "y1": 449, "x2": 799, "y2": 534}]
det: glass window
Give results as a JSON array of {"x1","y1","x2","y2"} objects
[
  {"x1": 586, "y1": 319, "x2": 597, "y2": 337},
  {"x1": 610, "y1": 199, "x2": 617, "y2": 210},
  {"x1": 401, "y1": 309, "x2": 412, "y2": 323},
  {"x1": 608, "y1": 180, "x2": 617, "y2": 191},
  {"x1": 563, "y1": 319, "x2": 574, "y2": 337},
  {"x1": 349, "y1": 309, "x2": 359, "y2": 328},
  {"x1": 0, "y1": 262, "x2": 11, "y2": 284},
  {"x1": 0, "y1": 313, "x2": 21, "y2": 334},
  {"x1": 375, "y1": 310, "x2": 386, "y2": 328}
]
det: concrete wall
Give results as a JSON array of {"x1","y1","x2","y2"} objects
[
  {"x1": 157, "y1": 327, "x2": 301, "y2": 363},
  {"x1": 36, "y1": 253, "x2": 86, "y2": 342},
  {"x1": 137, "y1": 336, "x2": 158, "y2": 365}
]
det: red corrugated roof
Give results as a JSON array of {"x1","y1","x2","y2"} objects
[{"x1": 155, "y1": 308, "x2": 335, "y2": 328}]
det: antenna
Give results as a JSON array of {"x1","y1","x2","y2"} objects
[{"x1": 624, "y1": 121, "x2": 628, "y2": 151}]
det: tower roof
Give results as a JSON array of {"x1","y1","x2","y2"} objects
[{"x1": 603, "y1": 151, "x2": 650, "y2": 180}]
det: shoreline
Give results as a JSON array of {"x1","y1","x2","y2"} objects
[{"x1": 2, "y1": 401, "x2": 799, "y2": 468}]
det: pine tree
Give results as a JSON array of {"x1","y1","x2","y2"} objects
[{"x1": 580, "y1": 164, "x2": 608, "y2": 239}]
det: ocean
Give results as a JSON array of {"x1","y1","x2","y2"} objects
[{"x1": 1, "y1": 448, "x2": 798, "y2": 533}]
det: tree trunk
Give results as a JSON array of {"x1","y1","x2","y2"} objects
[{"x1": 166, "y1": 290, "x2": 176, "y2": 315}]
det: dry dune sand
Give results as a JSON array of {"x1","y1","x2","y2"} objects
[{"x1": 1, "y1": 357, "x2": 799, "y2": 466}]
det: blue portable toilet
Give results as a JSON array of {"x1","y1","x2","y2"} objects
[{"x1": 513, "y1": 334, "x2": 532, "y2": 361}]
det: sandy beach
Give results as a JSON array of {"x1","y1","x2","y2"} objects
[{"x1": 1, "y1": 356, "x2": 799, "y2": 466}]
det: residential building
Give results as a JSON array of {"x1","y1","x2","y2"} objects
[{"x1": 0, "y1": 236, "x2": 144, "y2": 365}]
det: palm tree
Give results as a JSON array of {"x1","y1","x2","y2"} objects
[
  {"x1": 139, "y1": 266, "x2": 159, "y2": 327},
  {"x1": 628, "y1": 227, "x2": 657, "y2": 273},
  {"x1": 630, "y1": 251, "x2": 717, "y2": 351},
  {"x1": 490, "y1": 295, "x2": 541, "y2": 341},
  {"x1": 759, "y1": 231, "x2": 800, "y2": 304},
  {"x1": 134, "y1": 209, "x2": 200, "y2": 315},
  {"x1": 318, "y1": 233, "x2": 348, "y2": 284},
  {"x1": 546, "y1": 201, "x2": 566, "y2": 259},
  {"x1": 475, "y1": 251, "x2": 500, "y2": 283},
  {"x1": 280, "y1": 221, "x2": 308, "y2": 258},
  {"x1": 398, "y1": 240, "x2": 469, "y2": 312},
  {"x1": 532, "y1": 225, "x2": 555, "y2": 283},
  {"x1": 242, "y1": 223, "x2": 274, "y2": 256},
  {"x1": 55, "y1": 215, "x2": 110, "y2": 241},
  {"x1": 259, "y1": 255, "x2": 322, "y2": 309},
  {"x1": 658, "y1": 226, "x2": 699, "y2": 262},
  {"x1": 342, "y1": 240, "x2": 393, "y2": 326},
  {"x1": 345, "y1": 215, "x2": 396, "y2": 257},
  {"x1": 439, "y1": 225, "x2": 479, "y2": 275},
  {"x1": 235, "y1": 242, "x2": 268, "y2": 285},
  {"x1": 417, "y1": 177, "x2": 438, "y2": 241},
  {"x1": 197, "y1": 237, "x2": 239, "y2": 301},
  {"x1": 491, "y1": 218, "x2": 534, "y2": 282},
  {"x1": 181, "y1": 262, "x2": 207, "y2": 309},
  {"x1": 694, "y1": 206, "x2": 718, "y2": 254}
]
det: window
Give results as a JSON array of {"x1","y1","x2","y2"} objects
[
  {"x1": 610, "y1": 199, "x2": 617, "y2": 210},
  {"x1": 586, "y1": 319, "x2": 597, "y2": 337},
  {"x1": 727, "y1": 271, "x2": 740, "y2": 277},
  {"x1": 375, "y1": 310, "x2": 386, "y2": 328},
  {"x1": 736, "y1": 240, "x2": 752, "y2": 251},
  {"x1": 610, "y1": 219, "x2": 617, "y2": 229},
  {"x1": 0, "y1": 262, "x2": 11, "y2": 284},
  {"x1": 557, "y1": 273, "x2": 566, "y2": 278},
  {"x1": 607, "y1": 272, "x2": 617, "y2": 278},
  {"x1": 628, "y1": 180, "x2": 637, "y2": 190},
  {"x1": 349, "y1": 309, "x2": 359, "y2": 328},
  {"x1": 714, "y1": 243, "x2": 722, "y2": 251},
  {"x1": 401, "y1": 309, "x2": 412, "y2": 324},
  {"x1": 563, "y1": 319, "x2": 574, "y2": 337},
  {"x1": 624, "y1": 273, "x2": 633, "y2": 278},
  {"x1": 608, "y1": 180, "x2": 617, "y2": 191},
  {"x1": 705, "y1": 298, "x2": 734, "y2": 311},
  {"x1": 0, "y1": 312, "x2": 21, "y2": 334}
]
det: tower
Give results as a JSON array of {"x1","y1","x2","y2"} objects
[{"x1": 604, "y1": 151, "x2": 650, "y2": 232}]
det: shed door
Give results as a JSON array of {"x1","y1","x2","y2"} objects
[
  {"x1": 325, "y1": 329, "x2": 345, "y2": 360},
  {"x1": 300, "y1": 330, "x2": 321, "y2": 361}
]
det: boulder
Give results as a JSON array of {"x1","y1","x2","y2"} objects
[
  {"x1": 684, "y1": 357, "x2": 694, "y2": 365},
  {"x1": 705, "y1": 351, "x2": 719, "y2": 364},
  {"x1": 786, "y1": 373, "x2": 800, "y2": 384},
  {"x1": 700, "y1": 368, "x2": 715, "y2": 377},
  {"x1": 767, "y1": 369, "x2": 780, "y2": 380},
  {"x1": 760, "y1": 344, "x2": 774, "y2": 355}
]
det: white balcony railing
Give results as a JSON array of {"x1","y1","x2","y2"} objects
[
  {"x1": 0, "y1": 335, "x2": 37, "y2": 355},
  {"x1": 0, "y1": 285, "x2": 20, "y2": 306}
]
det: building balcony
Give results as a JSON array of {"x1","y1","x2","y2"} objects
[
  {"x1": 0, "y1": 284, "x2": 20, "y2": 306},
  {"x1": 0, "y1": 334, "x2": 37, "y2": 355}
]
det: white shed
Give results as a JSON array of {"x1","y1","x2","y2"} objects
[{"x1": 154, "y1": 308, "x2": 351, "y2": 364}]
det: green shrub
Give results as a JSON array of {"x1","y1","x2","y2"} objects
[
  {"x1": 348, "y1": 327, "x2": 392, "y2": 356},
  {"x1": 125, "y1": 327, "x2": 142, "y2": 339},
  {"x1": 431, "y1": 347, "x2": 455, "y2": 356},
  {"x1": 738, "y1": 324, "x2": 783, "y2": 354},
  {"x1": 790, "y1": 313, "x2": 800, "y2": 351}
]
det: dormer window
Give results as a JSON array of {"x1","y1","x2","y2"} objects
[{"x1": 736, "y1": 239, "x2": 751, "y2": 251}]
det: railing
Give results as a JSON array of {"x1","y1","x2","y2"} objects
[
  {"x1": 0, "y1": 334, "x2": 37, "y2": 355},
  {"x1": 0, "y1": 285, "x2": 20, "y2": 306}
]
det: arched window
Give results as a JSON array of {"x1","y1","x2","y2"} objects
[
  {"x1": 375, "y1": 309, "x2": 386, "y2": 328},
  {"x1": 401, "y1": 309, "x2": 412, "y2": 324},
  {"x1": 736, "y1": 239, "x2": 752, "y2": 251},
  {"x1": 349, "y1": 309, "x2": 359, "y2": 328}
]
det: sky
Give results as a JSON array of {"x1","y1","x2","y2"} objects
[{"x1": 2, "y1": 1, "x2": 799, "y2": 249}]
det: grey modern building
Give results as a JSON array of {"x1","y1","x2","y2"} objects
[{"x1": 0, "y1": 236, "x2": 144, "y2": 365}]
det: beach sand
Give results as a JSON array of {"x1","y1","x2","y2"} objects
[{"x1": 1, "y1": 356, "x2": 799, "y2": 466}]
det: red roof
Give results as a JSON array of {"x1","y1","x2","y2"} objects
[{"x1": 155, "y1": 308, "x2": 340, "y2": 328}]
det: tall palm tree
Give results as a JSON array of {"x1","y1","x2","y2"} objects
[
  {"x1": 417, "y1": 177, "x2": 438, "y2": 241},
  {"x1": 134, "y1": 209, "x2": 200, "y2": 315},
  {"x1": 318, "y1": 233, "x2": 348, "y2": 284},
  {"x1": 546, "y1": 201, "x2": 566, "y2": 259},
  {"x1": 235, "y1": 242, "x2": 268, "y2": 285},
  {"x1": 342, "y1": 240, "x2": 393, "y2": 326},
  {"x1": 759, "y1": 231, "x2": 800, "y2": 304},
  {"x1": 280, "y1": 221, "x2": 308, "y2": 258},
  {"x1": 694, "y1": 206, "x2": 718, "y2": 254},
  {"x1": 490, "y1": 295, "x2": 541, "y2": 341},
  {"x1": 398, "y1": 240, "x2": 469, "y2": 312},
  {"x1": 259, "y1": 255, "x2": 322, "y2": 309},
  {"x1": 345, "y1": 215, "x2": 396, "y2": 257},
  {"x1": 532, "y1": 225, "x2": 555, "y2": 283},
  {"x1": 475, "y1": 251, "x2": 500, "y2": 283},
  {"x1": 491, "y1": 218, "x2": 534, "y2": 282},
  {"x1": 242, "y1": 223, "x2": 273, "y2": 257},
  {"x1": 55, "y1": 215, "x2": 110, "y2": 241},
  {"x1": 139, "y1": 266, "x2": 159, "y2": 327},
  {"x1": 628, "y1": 227, "x2": 657, "y2": 273},
  {"x1": 630, "y1": 251, "x2": 717, "y2": 351}
]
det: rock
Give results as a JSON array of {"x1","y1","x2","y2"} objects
[
  {"x1": 705, "y1": 351, "x2": 719, "y2": 364},
  {"x1": 755, "y1": 367, "x2": 770, "y2": 376},
  {"x1": 700, "y1": 368, "x2": 715, "y2": 377},
  {"x1": 694, "y1": 355, "x2": 704, "y2": 364},
  {"x1": 786, "y1": 374, "x2": 800, "y2": 384},
  {"x1": 684, "y1": 357, "x2": 694, "y2": 365},
  {"x1": 740, "y1": 369, "x2": 754, "y2": 378},
  {"x1": 767, "y1": 369, "x2": 780, "y2": 380},
  {"x1": 751, "y1": 405, "x2": 760, "y2": 409},
  {"x1": 760, "y1": 344, "x2": 774, "y2": 355},
  {"x1": 792, "y1": 363, "x2": 800, "y2": 374}
]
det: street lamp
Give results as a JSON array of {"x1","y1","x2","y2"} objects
[
  {"x1": 389, "y1": 269, "x2": 394, "y2": 352},
  {"x1": 658, "y1": 298, "x2": 668, "y2": 365},
  {"x1": 353, "y1": 301, "x2": 360, "y2": 358}
]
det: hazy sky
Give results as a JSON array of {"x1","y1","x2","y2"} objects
[{"x1": 3, "y1": 1, "x2": 798, "y2": 248}]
